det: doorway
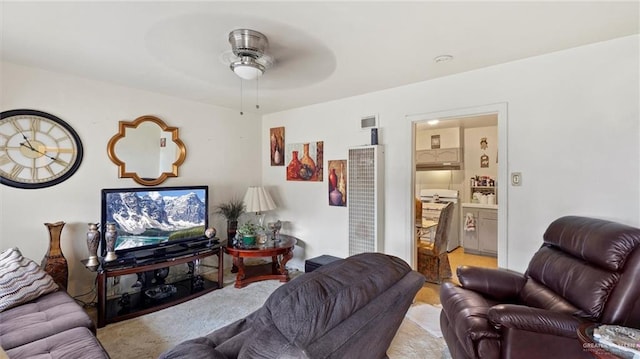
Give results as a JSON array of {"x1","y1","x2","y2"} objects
[{"x1": 408, "y1": 103, "x2": 508, "y2": 277}]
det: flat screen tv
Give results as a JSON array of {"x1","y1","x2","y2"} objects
[{"x1": 100, "y1": 185, "x2": 208, "y2": 256}]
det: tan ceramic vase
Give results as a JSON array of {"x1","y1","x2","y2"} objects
[
  {"x1": 86, "y1": 223, "x2": 100, "y2": 267},
  {"x1": 104, "y1": 222, "x2": 118, "y2": 262},
  {"x1": 41, "y1": 221, "x2": 68, "y2": 290}
]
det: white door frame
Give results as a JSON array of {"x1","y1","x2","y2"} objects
[{"x1": 407, "y1": 102, "x2": 508, "y2": 269}]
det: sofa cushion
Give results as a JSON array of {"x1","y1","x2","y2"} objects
[
  {"x1": 263, "y1": 253, "x2": 411, "y2": 347},
  {"x1": 543, "y1": 216, "x2": 640, "y2": 271},
  {"x1": 303, "y1": 270, "x2": 425, "y2": 359},
  {"x1": 160, "y1": 252, "x2": 424, "y2": 359},
  {"x1": 5, "y1": 327, "x2": 109, "y2": 359},
  {"x1": 0, "y1": 290, "x2": 95, "y2": 350},
  {"x1": 236, "y1": 253, "x2": 419, "y2": 359},
  {"x1": 238, "y1": 325, "x2": 308, "y2": 358},
  {"x1": 159, "y1": 337, "x2": 228, "y2": 359},
  {"x1": 518, "y1": 278, "x2": 581, "y2": 315},
  {"x1": 0, "y1": 247, "x2": 58, "y2": 312},
  {"x1": 526, "y1": 246, "x2": 618, "y2": 319}
]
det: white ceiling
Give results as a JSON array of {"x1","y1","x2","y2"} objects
[{"x1": 1, "y1": 1, "x2": 638, "y2": 115}]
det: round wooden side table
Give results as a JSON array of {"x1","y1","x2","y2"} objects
[
  {"x1": 578, "y1": 323, "x2": 625, "y2": 359},
  {"x1": 224, "y1": 234, "x2": 296, "y2": 288}
]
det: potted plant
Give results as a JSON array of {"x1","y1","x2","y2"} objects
[
  {"x1": 214, "y1": 198, "x2": 245, "y2": 241},
  {"x1": 237, "y1": 222, "x2": 263, "y2": 246}
]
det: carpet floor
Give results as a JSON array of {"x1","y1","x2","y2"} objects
[{"x1": 97, "y1": 270, "x2": 450, "y2": 358}]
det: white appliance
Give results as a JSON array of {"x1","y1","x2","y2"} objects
[{"x1": 419, "y1": 189, "x2": 460, "y2": 252}]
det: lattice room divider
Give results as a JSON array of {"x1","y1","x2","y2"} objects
[{"x1": 348, "y1": 145, "x2": 384, "y2": 255}]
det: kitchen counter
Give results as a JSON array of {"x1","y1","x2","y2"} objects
[{"x1": 461, "y1": 203, "x2": 498, "y2": 210}]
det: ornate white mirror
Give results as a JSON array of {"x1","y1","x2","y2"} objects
[{"x1": 107, "y1": 115, "x2": 186, "y2": 186}]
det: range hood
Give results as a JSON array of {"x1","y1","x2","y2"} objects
[
  {"x1": 416, "y1": 162, "x2": 462, "y2": 171},
  {"x1": 415, "y1": 148, "x2": 463, "y2": 171}
]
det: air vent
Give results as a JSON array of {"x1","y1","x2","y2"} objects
[{"x1": 361, "y1": 115, "x2": 378, "y2": 130}]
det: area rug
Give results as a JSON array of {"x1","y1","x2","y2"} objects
[
  {"x1": 406, "y1": 303, "x2": 444, "y2": 338},
  {"x1": 97, "y1": 271, "x2": 450, "y2": 358}
]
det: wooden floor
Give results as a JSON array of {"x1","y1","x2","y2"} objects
[{"x1": 414, "y1": 247, "x2": 497, "y2": 305}]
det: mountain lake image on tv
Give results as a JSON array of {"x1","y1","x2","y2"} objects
[{"x1": 101, "y1": 186, "x2": 208, "y2": 255}]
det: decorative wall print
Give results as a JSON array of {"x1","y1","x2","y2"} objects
[
  {"x1": 270, "y1": 127, "x2": 285, "y2": 166},
  {"x1": 480, "y1": 154, "x2": 489, "y2": 168},
  {"x1": 286, "y1": 141, "x2": 324, "y2": 181},
  {"x1": 480, "y1": 137, "x2": 488, "y2": 150},
  {"x1": 431, "y1": 135, "x2": 441, "y2": 149},
  {"x1": 328, "y1": 160, "x2": 347, "y2": 206}
]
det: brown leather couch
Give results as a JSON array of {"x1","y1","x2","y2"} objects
[{"x1": 439, "y1": 216, "x2": 640, "y2": 359}]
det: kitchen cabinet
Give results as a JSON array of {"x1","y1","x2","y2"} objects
[
  {"x1": 461, "y1": 205, "x2": 497, "y2": 256},
  {"x1": 416, "y1": 127, "x2": 462, "y2": 150},
  {"x1": 416, "y1": 148, "x2": 461, "y2": 164},
  {"x1": 478, "y1": 210, "x2": 497, "y2": 254}
]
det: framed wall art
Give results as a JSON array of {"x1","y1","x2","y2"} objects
[
  {"x1": 270, "y1": 127, "x2": 285, "y2": 166},
  {"x1": 431, "y1": 135, "x2": 440, "y2": 149},
  {"x1": 328, "y1": 160, "x2": 347, "y2": 206},
  {"x1": 481, "y1": 154, "x2": 489, "y2": 168},
  {"x1": 285, "y1": 141, "x2": 323, "y2": 181}
]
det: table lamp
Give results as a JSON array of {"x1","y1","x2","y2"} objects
[{"x1": 243, "y1": 186, "x2": 276, "y2": 227}]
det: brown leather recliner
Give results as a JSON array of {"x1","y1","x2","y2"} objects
[{"x1": 440, "y1": 216, "x2": 640, "y2": 359}]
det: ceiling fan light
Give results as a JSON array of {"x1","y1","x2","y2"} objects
[
  {"x1": 233, "y1": 64, "x2": 263, "y2": 80},
  {"x1": 230, "y1": 57, "x2": 265, "y2": 80}
]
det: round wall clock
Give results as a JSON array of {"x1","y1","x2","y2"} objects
[{"x1": 0, "y1": 109, "x2": 83, "y2": 189}]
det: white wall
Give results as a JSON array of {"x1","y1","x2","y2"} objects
[
  {"x1": 1, "y1": 35, "x2": 637, "y2": 295},
  {"x1": 263, "y1": 35, "x2": 639, "y2": 273},
  {"x1": 0, "y1": 62, "x2": 262, "y2": 296}
]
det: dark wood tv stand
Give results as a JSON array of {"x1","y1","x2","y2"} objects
[{"x1": 94, "y1": 244, "x2": 223, "y2": 328}]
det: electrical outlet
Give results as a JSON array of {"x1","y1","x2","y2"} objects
[{"x1": 511, "y1": 172, "x2": 522, "y2": 186}]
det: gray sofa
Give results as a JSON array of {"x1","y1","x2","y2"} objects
[
  {"x1": 159, "y1": 252, "x2": 425, "y2": 359},
  {"x1": 0, "y1": 291, "x2": 109, "y2": 358},
  {"x1": 0, "y1": 248, "x2": 109, "y2": 358}
]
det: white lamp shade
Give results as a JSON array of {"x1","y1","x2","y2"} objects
[
  {"x1": 233, "y1": 64, "x2": 263, "y2": 80},
  {"x1": 243, "y1": 186, "x2": 276, "y2": 213}
]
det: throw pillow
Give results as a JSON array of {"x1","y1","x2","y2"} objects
[{"x1": 0, "y1": 247, "x2": 58, "y2": 312}]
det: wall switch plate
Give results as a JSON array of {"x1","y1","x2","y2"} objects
[{"x1": 511, "y1": 172, "x2": 522, "y2": 186}]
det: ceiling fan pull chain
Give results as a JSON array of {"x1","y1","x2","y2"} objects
[
  {"x1": 256, "y1": 77, "x2": 260, "y2": 110},
  {"x1": 240, "y1": 78, "x2": 244, "y2": 115}
]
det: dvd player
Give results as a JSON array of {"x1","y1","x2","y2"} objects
[
  {"x1": 181, "y1": 239, "x2": 215, "y2": 249},
  {"x1": 102, "y1": 256, "x2": 136, "y2": 268}
]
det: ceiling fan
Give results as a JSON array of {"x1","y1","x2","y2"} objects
[{"x1": 223, "y1": 29, "x2": 274, "y2": 81}]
